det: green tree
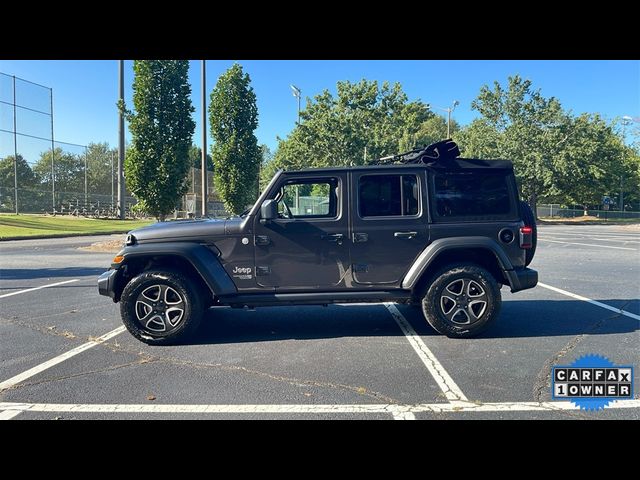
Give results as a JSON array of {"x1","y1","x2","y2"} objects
[
  {"x1": 33, "y1": 147, "x2": 84, "y2": 193},
  {"x1": 188, "y1": 144, "x2": 214, "y2": 171},
  {"x1": 85, "y1": 142, "x2": 118, "y2": 196},
  {"x1": 209, "y1": 63, "x2": 261, "y2": 214},
  {"x1": 122, "y1": 60, "x2": 195, "y2": 220},
  {"x1": 0, "y1": 154, "x2": 37, "y2": 212},
  {"x1": 271, "y1": 80, "x2": 432, "y2": 177},
  {"x1": 469, "y1": 75, "x2": 567, "y2": 215},
  {"x1": 399, "y1": 115, "x2": 460, "y2": 152},
  {"x1": 0, "y1": 154, "x2": 36, "y2": 190}
]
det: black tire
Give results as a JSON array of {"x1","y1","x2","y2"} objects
[
  {"x1": 520, "y1": 200, "x2": 537, "y2": 266},
  {"x1": 120, "y1": 269, "x2": 204, "y2": 345},
  {"x1": 421, "y1": 263, "x2": 501, "y2": 338}
]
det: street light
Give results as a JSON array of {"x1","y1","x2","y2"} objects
[
  {"x1": 620, "y1": 116, "x2": 633, "y2": 212},
  {"x1": 426, "y1": 100, "x2": 460, "y2": 138},
  {"x1": 290, "y1": 84, "x2": 301, "y2": 124}
]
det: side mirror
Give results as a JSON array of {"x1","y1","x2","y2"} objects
[{"x1": 261, "y1": 199, "x2": 278, "y2": 221}]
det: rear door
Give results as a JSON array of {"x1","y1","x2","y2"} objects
[{"x1": 349, "y1": 169, "x2": 428, "y2": 285}]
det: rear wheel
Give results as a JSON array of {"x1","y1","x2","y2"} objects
[
  {"x1": 120, "y1": 270, "x2": 204, "y2": 345},
  {"x1": 520, "y1": 200, "x2": 537, "y2": 266},
  {"x1": 421, "y1": 263, "x2": 501, "y2": 338}
]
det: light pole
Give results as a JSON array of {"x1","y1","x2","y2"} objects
[
  {"x1": 290, "y1": 85, "x2": 301, "y2": 124},
  {"x1": 427, "y1": 100, "x2": 460, "y2": 138},
  {"x1": 620, "y1": 116, "x2": 632, "y2": 212},
  {"x1": 117, "y1": 60, "x2": 125, "y2": 220},
  {"x1": 201, "y1": 60, "x2": 208, "y2": 217}
]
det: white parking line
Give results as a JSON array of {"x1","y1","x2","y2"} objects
[
  {"x1": 0, "y1": 399, "x2": 637, "y2": 417},
  {"x1": 538, "y1": 282, "x2": 640, "y2": 321},
  {"x1": 538, "y1": 239, "x2": 637, "y2": 251},
  {"x1": 0, "y1": 279, "x2": 79, "y2": 299},
  {"x1": 383, "y1": 303, "x2": 468, "y2": 402},
  {"x1": 0, "y1": 410, "x2": 22, "y2": 420},
  {"x1": 0, "y1": 326, "x2": 126, "y2": 392}
]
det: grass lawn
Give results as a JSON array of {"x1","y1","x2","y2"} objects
[{"x1": 0, "y1": 214, "x2": 155, "y2": 240}]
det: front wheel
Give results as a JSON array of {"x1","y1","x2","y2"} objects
[
  {"x1": 120, "y1": 270, "x2": 204, "y2": 345},
  {"x1": 421, "y1": 263, "x2": 501, "y2": 338}
]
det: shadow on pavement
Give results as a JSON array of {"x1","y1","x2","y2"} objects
[
  {"x1": 0, "y1": 267, "x2": 106, "y2": 280},
  {"x1": 181, "y1": 299, "x2": 638, "y2": 345}
]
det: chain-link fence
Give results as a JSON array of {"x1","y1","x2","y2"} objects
[
  {"x1": 175, "y1": 166, "x2": 228, "y2": 218},
  {"x1": 0, "y1": 72, "x2": 138, "y2": 216},
  {"x1": 538, "y1": 204, "x2": 640, "y2": 220}
]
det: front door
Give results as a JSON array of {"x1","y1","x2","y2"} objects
[
  {"x1": 253, "y1": 174, "x2": 350, "y2": 290},
  {"x1": 350, "y1": 170, "x2": 428, "y2": 285}
]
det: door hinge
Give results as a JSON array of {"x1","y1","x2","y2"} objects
[
  {"x1": 255, "y1": 235, "x2": 270, "y2": 246},
  {"x1": 256, "y1": 266, "x2": 271, "y2": 276},
  {"x1": 353, "y1": 232, "x2": 368, "y2": 243}
]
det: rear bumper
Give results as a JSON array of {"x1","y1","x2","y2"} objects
[
  {"x1": 98, "y1": 269, "x2": 118, "y2": 300},
  {"x1": 505, "y1": 267, "x2": 538, "y2": 293}
]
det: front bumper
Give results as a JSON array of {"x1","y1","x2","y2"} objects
[
  {"x1": 505, "y1": 267, "x2": 538, "y2": 293},
  {"x1": 98, "y1": 269, "x2": 118, "y2": 300}
]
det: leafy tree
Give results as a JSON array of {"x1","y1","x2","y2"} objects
[
  {"x1": 33, "y1": 147, "x2": 84, "y2": 193},
  {"x1": 0, "y1": 154, "x2": 37, "y2": 211},
  {"x1": 469, "y1": 75, "x2": 567, "y2": 215},
  {"x1": 0, "y1": 154, "x2": 36, "y2": 190},
  {"x1": 189, "y1": 144, "x2": 214, "y2": 171},
  {"x1": 270, "y1": 80, "x2": 432, "y2": 178},
  {"x1": 122, "y1": 60, "x2": 195, "y2": 220},
  {"x1": 85, "y1": 142, "x2": 118, "y2": 196},
  {"x1": 399, "y1": 116, "x2": 460, "y2": 152},
  {"x1": 209, "y1": 63, "x2": 261, "y2": 214}
]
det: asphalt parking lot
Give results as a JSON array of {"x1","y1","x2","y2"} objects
[{"x1": 1, "y1": 224, "x2": 638, "y2": 420}]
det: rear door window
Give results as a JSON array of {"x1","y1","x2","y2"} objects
[{"x1": 432, "y1": 172, "x2": 515, "y2": 221}]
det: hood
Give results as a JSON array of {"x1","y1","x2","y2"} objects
[{"x1": 130, "y1": 218, "x2": 229, "y2": 243}]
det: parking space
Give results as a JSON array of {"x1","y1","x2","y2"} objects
[{"x1": 1, "y1": 225, "x2": 638, "y2": 419}]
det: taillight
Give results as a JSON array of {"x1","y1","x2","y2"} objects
[{"x1": 520, "y1": 226, "x2": 533, "y2": 249}]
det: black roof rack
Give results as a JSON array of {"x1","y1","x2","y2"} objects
[{"x1": 373, "y1": 139, "x2": 461, "y2": 165}]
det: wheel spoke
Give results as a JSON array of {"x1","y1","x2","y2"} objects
[
  {"x1": 135, "y1": 300, "x2": 154, "y2": 322},
  {"x1": 164, "y1": 286, "x2": 184, "y2": 306},
  {"x1": 448, "y1": 308, "x2": 471, "y2": 324},
  {"x1": 165, "y1": 307, "x2": 184, "y2": 327},
  {"x1": 141, "y1": 285, "x2": 161, "y2": 302},
  {"x1": 146, "y1": 314, "x2": 166, "y2": 332},
  {"x1": 467, "y1": 300, "x2": 487, "y2": 320}
]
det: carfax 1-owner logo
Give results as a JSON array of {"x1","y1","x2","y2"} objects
[{"x1": 552, "y1": 354, "x2": 634, "y2": 411}]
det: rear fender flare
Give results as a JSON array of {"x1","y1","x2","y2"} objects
[{"x1": 401, "y1": 237, "x2": 514, "y2": 289}]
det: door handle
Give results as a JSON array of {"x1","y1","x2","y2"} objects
[
  {"x1": 322, "y1": 233, "x2": 344, "y2": 245},
  {"x1": 394, "y1": 231, "x2": 418, "y2": 239}
]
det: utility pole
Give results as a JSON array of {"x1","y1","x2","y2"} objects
[
  {"x1": 12, "y1": 75, "x2": 18, "y2": 214},
  {"x1": 50, "y1": 88, "x2": 55, "y2": 211},
  {"x1": 201, "y1": 60, "x2": 208, "y2": 217},
  {"x1": 111, "y1": 151, "x2": 114, "y2": 207},
  {"x1": 84, "y1": 150, "x2": 88, "y2": 205},
  {"x1": 118, "y1": 60, "x2": 125, "y2": 220}
]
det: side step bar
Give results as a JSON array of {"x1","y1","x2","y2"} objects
[{"x1": 219, "y1": 290, "x2": 412, "y2": 308}]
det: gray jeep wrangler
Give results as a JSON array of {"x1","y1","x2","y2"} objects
[{"x1": 98, "y1": 140, "x2": 538, "y2": 344}]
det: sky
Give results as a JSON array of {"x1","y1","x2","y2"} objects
[{"x1": 0, "y1": 60, "x2": 638, "y2": 162}]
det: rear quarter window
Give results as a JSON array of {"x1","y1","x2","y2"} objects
[{"x1": 431, "y1": 172, "x2": 516, "y2": 221}]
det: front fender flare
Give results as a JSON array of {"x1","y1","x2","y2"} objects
[
  {"x1": 115, "y1": 242, "x2": 237, "y2": 297},
  {"x1": 401, "y1": 236, "x2": 514, "y2": 289}
]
